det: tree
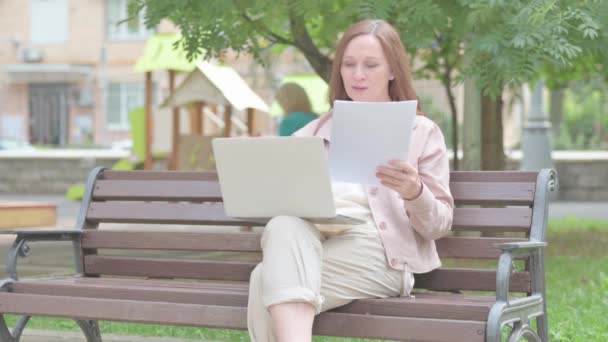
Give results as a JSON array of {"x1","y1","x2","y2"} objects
[{"x1": 130, "y1": 0, "x2": 601, "y2": 169}]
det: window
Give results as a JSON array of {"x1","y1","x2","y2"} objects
[
  {"x1": 106, "y1": 82, "x2": 146, "y2": 130},
  {"x1": 31, "y1": 0, "x2": 68, "y2": 44},
  {"x1": 106, "y1": 0, "x2": 153, "y2": 40}
]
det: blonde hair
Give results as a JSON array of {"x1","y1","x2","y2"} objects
[
  {"x1": 328, "y1": 19, "x2": 423, "y2": 113},
  {"x1": 276, "y1": 82, "x2": 313, "y2": 115}
]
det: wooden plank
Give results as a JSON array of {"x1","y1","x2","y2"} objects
[
  {"x1": 92, "y1": 180, "x2": 222, "y2": 201},
  {"x1": 0, "y1": 293, "x2": 486, "y2": 341},
  {"x1": 82, "y1": 231, "x2": 261, "y2": 251},
  {"x1": 86, "y1": 202, "x2": 259, "y2": 226},
  {"x1": 314, "y1": 312, "x2": 486, "y2": 342},
  {"x1": 13, "y1": 280, "x2": 495, "y2": 321},
  {"x1": 81, "y1": 231, "x2": 525, "y2": 259},
  {"x1": 332, "y1": 293, "x2": 493, "y2": 321},
  {"x1": 12, "y1": 280, "x2": 248, "y2": 307},
  {"x1": 450, "y1": 182, "x2": 535, "y2": 205},
  {"x1": 101, "y1": 170, "x2": 218, "y2": 181},
  {"x1": 83, "y1": 255, "x2": 256, "y2": 281},
  {"x1": 0, "y1": 293, "x2": 246, "y2": 329},
  {"x1": 435, "y1": 237, "x2": 527, "y2": 259},
  {"x1": 452, "y1": 207, "x2": 532, "y2": 232},
  {"x1": 83, "y1": 255, "x2": 529, "y2": 292},
  {"x1": 415, "y1": 268, "x2": 531, "y2": 293},
  {"x1": 450, "y1": 171, "x2": 538, "y2": 183},
  {"x1": 86, "y1": 203, "x2": 531, "y2": 232}
]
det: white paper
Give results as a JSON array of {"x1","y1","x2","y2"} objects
[{"x1": 328, "y1": 100, "x2": 417, "y2": 185}]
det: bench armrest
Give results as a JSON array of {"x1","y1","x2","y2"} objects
[
  {"x1": 495, "y1": 240, "x2": 546, "y2": 303},
  {"x1": 495, "y1": 241, "x2": 546, "y2": 255},
  {"x1": 0, "y1": 229, "x2": 81, "y2": 242},
  {"x1": 3, "y1": 229, "x2": 82, "y2": 281}
]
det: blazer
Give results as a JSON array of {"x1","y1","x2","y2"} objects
[{"x1": 293, "y1": 113, "x2": 454, "y2": 273}]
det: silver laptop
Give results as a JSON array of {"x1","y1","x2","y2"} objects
[{"x1": 212, "y1": 136, "x2": 365, "y2": 225}]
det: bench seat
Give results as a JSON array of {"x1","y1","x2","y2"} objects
[{"x1": 3, "y1": 277, "x2": 493, "y2": 340}]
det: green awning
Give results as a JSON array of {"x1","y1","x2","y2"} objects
[
  {"x1": 134, "y1": 33, "x2": 197, "y2": 73},
  {"x1": 270, "y1": 74, "x2": 330, "y2": 116}
]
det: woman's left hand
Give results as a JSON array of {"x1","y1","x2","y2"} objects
[{"x1": 376, "y1": 159, "x2": 423, "y2": 200}]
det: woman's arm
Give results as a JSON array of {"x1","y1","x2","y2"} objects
[{"x1": 402, "y1": 123, "x2": 454, "y2": 241}]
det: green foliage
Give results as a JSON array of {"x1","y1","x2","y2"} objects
[
  {"x1": 548, "y1": 216, "x2": 608, "y2": 233},
  {"x1": 460, "y1": 0, "x2": 602, "y2": 95},
  {"x1": 129, "y1": 0, "x2": 601, "y2": 97},
  {"x1": 554, "y1": 82, "x2": 608, "y2": 149},
  {"x1": 420, "y1": 96, "x2": 454, "y2": 150}
]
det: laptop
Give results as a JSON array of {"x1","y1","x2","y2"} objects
[{"x1": 212, "y1": 136, "x2": 365, "y2": 225}]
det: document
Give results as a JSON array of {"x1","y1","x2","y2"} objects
[{"x1": 328, "y1": 100, "x2": 417, "y2": 185}]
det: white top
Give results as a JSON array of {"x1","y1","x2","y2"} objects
[{"x1": 316, "y1": 182, "x2": 374, "y2": 234}]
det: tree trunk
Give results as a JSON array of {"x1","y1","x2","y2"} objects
[
  {"x1": 549, "y1": 88, "x2": 564, "y2": 136},
  {"x1": 480, "y1": 94, "x2": 505, "y2": 170},
  {"x1": 462, "y1": 75, "x2": 482, "y2": 171},
  {"x1": 287, "y1": 3, "x2": 332, "y2": 81},
  {"x1": 442, "y1": 71, "x2": 459, "y2": 170}
]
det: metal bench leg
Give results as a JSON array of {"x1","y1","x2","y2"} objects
[
  {"x1": 76, "y1": 320, "x2": 102, "y2": 342},
  {"x1": 507, "y1": 321, "x2": 542, "y2": 342},
  {"x1": 536, "y1": 314, "x2": 548, "y2": 341},
  {"x1": 0, "y1": 315, "x2": 30, "y2": 342}
]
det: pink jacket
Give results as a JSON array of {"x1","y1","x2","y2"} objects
[{"x1": 294, "y1": 114, "x2": 454, "y2": 273}]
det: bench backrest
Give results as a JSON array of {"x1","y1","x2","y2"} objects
[{"x1": 75, "y1": 167, "x2": 555, "y2": 295}]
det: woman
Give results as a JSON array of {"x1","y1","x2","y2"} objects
[
  {"x1": 247, "y1": 19, "x2": 454, "y2": 342},
  {"x1": 275, "y1": 82, "x2": 318, "y2": 136}
]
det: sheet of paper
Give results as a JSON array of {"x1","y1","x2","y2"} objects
[{"x1": 328, "y1": 100, "x2": 417, "y2": 185}]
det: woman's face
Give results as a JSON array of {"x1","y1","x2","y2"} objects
[{"x1": 340, "y1": 34, "x2": 393, "y2": 102}]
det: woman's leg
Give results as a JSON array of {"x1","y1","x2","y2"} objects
[
  {"x1": 319, "y1": 224, "x2": 410, "y2": 312},
  {"x1": 247, "y1": 216, "x2": 323, "y2": 342},
  {"x1": 247, "y1": 264, "x2": 275, "y2": 342}
]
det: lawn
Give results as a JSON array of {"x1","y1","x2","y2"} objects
[{"x1": 5, "y1": 216, "x2": 608, "y2": 341}]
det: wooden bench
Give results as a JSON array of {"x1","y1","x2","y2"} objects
[{"x1": 0, "y1": 167, "x2": 556, "y2": 342}]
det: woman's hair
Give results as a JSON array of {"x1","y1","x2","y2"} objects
[
  {"x1": 275, "y1": 82, "x2": 313, "y2": 115},
  {"x1": 328, "y1": 19, "x2": 422, "y2": 113}
]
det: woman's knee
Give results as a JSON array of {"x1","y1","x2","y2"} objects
[{"x1": 262, "y1": 215, "x2": 319, "y2": 247}]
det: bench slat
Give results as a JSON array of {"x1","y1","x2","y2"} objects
[
  {"x1": 0, "y1": 292, "x2": 485, "y2": 341},
  {"x1": 82, "y1": 230, "x2": 262, "y2": 251},
  {"x1": 83, "y1": 255, "x2": 529, "y2": 292},
  {"x1": 87, "y1": 202, "x2": 531, "y2": 232},
  {"x1": 86, "y1": 202, "x2": 258, "y2": 226},
  {"x1": 452, "y1": 207, "x2": 532, "y2": 232},
  {"x1": 417, "y1": 268, "x2": 531, "y2": 293},
  {"x1": 450, "y1": 182, "x2": 535, "y2": 205},
  {"x1": 12, "y1": 279, "x2": 249, "y2": 307},
  {"x1": 92, "y1": 179, "x2": 534, "y2": 205},
  {"x1": 436, "y1": 236, "x2": 527, "y2": 258},
  {"x1": 0, "y1": 292, "x2": 245, "y2": 329},
  {"x1": 103, "y1": 170, "x2": 536, "y2": 183},
  {"x1": 82, "y1": 230, "x2": 524, "y2": 259},
  {"x1": 102, "y1": 170, "x2": 218, "y2": 181},
  {"x1": 450, "y1": 171, "x2": 538, "y2": 182},
  {"x1": 83, "y1": 255, "x2": 256, "y2": 281},
  {"x1": 92, "y1": 180, "x2": 223, "y2": 201},
  {"x1": 315, "y1": 312, "x2": 486, "y2": 342},
  {"x1": 13, "y1": 278, "x2": 494, "y2": 321}
]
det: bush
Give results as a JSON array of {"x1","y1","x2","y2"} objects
[{"x1": 554, "y1": 85, "x2": 608, "y2": 150}]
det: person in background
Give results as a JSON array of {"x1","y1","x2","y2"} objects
[{"x1": 276, "y1": 82, "x2": 318, "y2": 136}]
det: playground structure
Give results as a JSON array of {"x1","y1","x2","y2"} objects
[{"x1": 160, "y1": 61, "x2": 269, "y2": 170}]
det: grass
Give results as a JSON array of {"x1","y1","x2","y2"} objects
[{"x1": 4, "y1": 216, "x2": 608, "y2": 341}]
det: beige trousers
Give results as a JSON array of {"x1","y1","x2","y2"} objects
[{"x1": 247, "y1": 215, "x2": 414, "y2": 342}]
